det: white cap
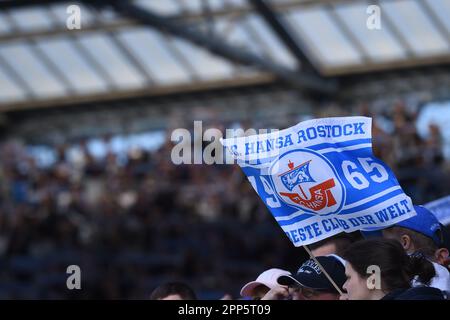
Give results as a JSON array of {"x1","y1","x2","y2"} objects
[{"x1": 240, "y1": 268, "x2": 292, "y2": 297}]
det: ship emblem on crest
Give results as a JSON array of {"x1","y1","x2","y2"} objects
[{"x1": 270, "y1": 150, "x2": 344, "y2": 216}]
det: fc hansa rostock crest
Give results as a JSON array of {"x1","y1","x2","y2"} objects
[{"x1": 269, "y1": 149, "x2": 345, "y2": 216}]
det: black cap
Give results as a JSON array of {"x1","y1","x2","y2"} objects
[{"x1": 277, "y1": 255, "x2": 346, "y2": 293}]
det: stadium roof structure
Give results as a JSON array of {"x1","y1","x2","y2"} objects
[{"x1": 0, "y1": 0, "x2": 449, "y2": 112}]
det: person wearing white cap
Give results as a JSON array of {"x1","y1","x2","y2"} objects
[{"x1": 240, "y1": 268, "x2": 292, "y2": 300}]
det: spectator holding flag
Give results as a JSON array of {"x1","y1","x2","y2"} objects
[
  {"x1": 342, "y1": 239, "x2": 446, "y2": 300},
  {"x1": 261, "y1": 255, "x2": 346, "y2": 300}
]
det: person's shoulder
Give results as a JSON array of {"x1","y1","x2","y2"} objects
[
  {"x1": 432, "y1": 261, "x2": 450, "y2": 277},
  {"x1": 429, "y1": 262, "x2": 450, "y2": 292}
]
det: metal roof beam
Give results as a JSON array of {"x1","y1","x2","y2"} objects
[
  {"x1": 0, "y1": 73, "x2": 278, "y2": 112},
  {"x1": 249, "y1": 0, "x2": 318, "y2": 75},
  {"x1": 103, "y1": 0, "x2": 337, "y2": 94}
]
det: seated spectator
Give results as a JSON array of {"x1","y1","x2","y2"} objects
[
  {"x1": 240, "y1": 268, "x2": 291, "y2": 300},
  {"x1": 149, "y1": 282, "x2": 197, "y2": 300},
  {"x1": 263, "y1": 255, "x2": 346, "y2": 300},
  {"x1": 342, "y1": 239, "x2": 446, "y2": 300}
]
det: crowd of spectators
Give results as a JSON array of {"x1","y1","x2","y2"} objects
[{"x1": 0, "y1": 100, "x2": 448, "y2": 299}]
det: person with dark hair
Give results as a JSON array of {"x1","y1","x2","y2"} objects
[
  {"x1": 342, "y1": 239, "x2": 446, "y2": 300},
  {"x1": 362, "y1": 205, "x2": 450, "y2": 292},
  {"x1": 149, "y1": 282, "x2": 197, "y2": 300},
  {"x1": 439, "y1": 223, "x2": 450, "y2": 267},
  {"x1": 308, "y1": 232, "x2": 360, "y2": 257}
]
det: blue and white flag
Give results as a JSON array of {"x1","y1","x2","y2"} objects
[
  {"x1": 221, "y1": 117, "x2": 416, "y2": 246},
  {"x1": 425, "y1": 195, "x2": 450, "y2": 226}
]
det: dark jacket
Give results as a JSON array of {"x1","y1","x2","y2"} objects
[{"x1": 381, "y1": 286, "x2": 446, "y2": 300}]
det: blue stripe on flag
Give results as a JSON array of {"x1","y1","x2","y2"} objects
[
  {"x1": 339, "y1": 188, "x2": 405, "y2": 215},
  {"x1": 277, "y1": 212, "x2": 311, "y2": 226},
  {"x1": 307, "y1": 138, "x2": 372, "y2": 151}
]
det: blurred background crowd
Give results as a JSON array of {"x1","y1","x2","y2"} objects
[{"x1": 1, "y1": 100, "x2": 449, "y2": 299}]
